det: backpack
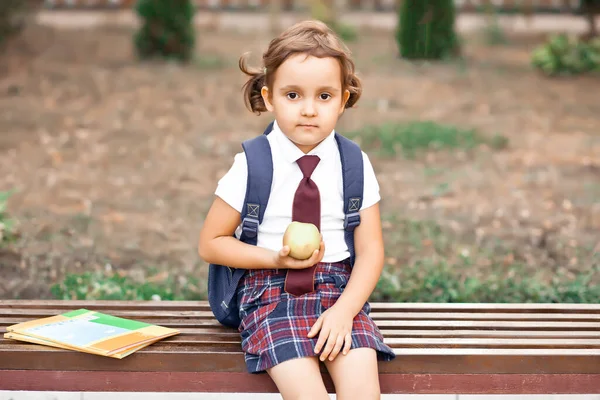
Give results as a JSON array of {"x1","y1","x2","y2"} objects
[{"x1": 207, "y1": 121, "x2": 364, "y2": 329}]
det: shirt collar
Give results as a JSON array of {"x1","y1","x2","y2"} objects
[{"x1": 271, "y1": 120, "x2": 336, "y2": 164}]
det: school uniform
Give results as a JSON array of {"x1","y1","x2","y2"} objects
[{"x1": 215, "y1": 120, "x2": 396, "y2": 374}]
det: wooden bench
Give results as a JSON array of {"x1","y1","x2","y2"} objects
[{"x1": 1, "y1": 300, "x2": 600, "y2": 394}]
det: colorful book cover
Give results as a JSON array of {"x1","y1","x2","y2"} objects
[
  {"x1": 4, "y1": 308, "x2": 179, "y2": 358},
  {"x1": 3, "y1": 331, "x2": 152, "y2": 359}
]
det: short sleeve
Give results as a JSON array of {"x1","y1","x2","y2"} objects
[
  {"x1": 360, "y1": 151, "x2": 381, "y2": 210},
  {"x1": 214, "y1": 152, "x2": 248, "y2": 213}
]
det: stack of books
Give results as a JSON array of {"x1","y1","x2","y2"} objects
[{"x1": 4, "y1": 308, "x2": 179, "y2": 359}]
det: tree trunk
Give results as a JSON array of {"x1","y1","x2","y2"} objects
[{"x1": 583, "y1": 2, "x2": 598, "y2": 38}]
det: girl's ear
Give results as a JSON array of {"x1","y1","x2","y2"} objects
[
  {"x1": 261, "y1": 86, "x2": 274, "y2": 112},
  {"x1": 339, "y1": 89, "x2": 350, "y2": 114}
]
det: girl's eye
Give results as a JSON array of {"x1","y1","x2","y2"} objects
[
  {"x1": 287, "y1": 92, "x2": 298, "y2": 100},
  {"x1": 320, "y1": 93, "x2": 331, "y2": 100}
]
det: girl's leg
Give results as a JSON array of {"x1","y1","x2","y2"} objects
[
  {"x1": 324, "y1": 347, "x2": 380, "y2": 400},
  {"x1": 266, "y1": 356, "x2": 330, "y2": 400}
]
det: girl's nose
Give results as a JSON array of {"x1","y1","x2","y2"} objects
[{"x1": 301, "y1": 101, "x2": 317, "y2": 117}]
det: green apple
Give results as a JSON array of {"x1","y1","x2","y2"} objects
[{"x1": 282, "y1": 222, "x2": 321, "y2": 260}]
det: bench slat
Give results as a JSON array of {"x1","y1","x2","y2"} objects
[
  {"x1": 2, "y1": 300, "x2": 600, "y2": 313},
  {"x1": 5, "y1": 343, "x2": 600, "y2": 356},
  {"x1": 379, "y1": 330, "x2": 600, "y2": 338},
  {"x1": 365, "y1": 320, "x2": 600, "y2": 329},
  {"x1": 5, "y1": 308, "x2": 600, "y2": 321},
  {"x1": 5, "y1": 337, "x2": 600, "y2": 349},
  {"x1": 2, "y1": 320, "x2": 599, "y2": 331},
  {"x1": 4, "y1": 320, "x2": 600, "y2": 336},
  {"x1": 1, "y1": 371, "x2": 599, "y2": 394},
  {"x1": 368, "y1": 312, "x2": 600, "y2": 321},
  {"x1": 4, "y1": 317, "x2": 600, "y2": 328},
  {"x1": 5, "y1": 328, "x2": 600, "y2": 348},
  {"x1": 2, "y1": 345, "x2": 600, "y2": 373}
]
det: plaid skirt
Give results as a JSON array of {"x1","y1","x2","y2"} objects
[{"x1": 235, "y1": 260, "x2": 396, "y2": 374}]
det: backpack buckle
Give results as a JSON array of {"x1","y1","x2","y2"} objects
[
  {"x1": 241, "y1": 217, "x2": 259, "y2": 238},
  {"x1": 344, "y1": 212, "x2": 360, "y2": 231}
]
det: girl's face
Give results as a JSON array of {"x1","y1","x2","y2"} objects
[{"x1": 261, "y1": 53, "x2": 350, "y2": 153}]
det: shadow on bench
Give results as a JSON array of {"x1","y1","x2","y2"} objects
[{"x1": 1, "y1": 300, "x2": 600, "y2": 394}]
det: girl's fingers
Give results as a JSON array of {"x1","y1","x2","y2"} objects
[
  {"x1": 342, "y1": 333, "x2": 352, "y2": 355},
  {"x1": 314, "y1": 326, "x2": 330, "y2": 355},
  {"x1": 327, "y1": 333, "x2": 346, "y2": 361}
]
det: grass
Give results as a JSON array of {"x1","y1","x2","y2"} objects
[
  {"x1": 50, "y1": 213, "x2": 600, "y2": 304},
  {"x1": 50, "y1": 269, "x2": 206, "y2": 301},
  {"x1": 373, "y1": 258, "x2": 600, "y2": 303},
  {"x1": 347, "y1": 120, "x2": 509, "y2": 158},
  {"x1": 372, "y1": 214, "x2": 600, "y2": 303}
]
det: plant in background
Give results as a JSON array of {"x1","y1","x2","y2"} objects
[
  {"x1": 397, "y1": 0, "x2": 459, "y2": 59},
  {"x1": 0, "y1": 191, "x2": 15, "y2": 245},
  {"x1": 0, "y1": 0, "x2": 39, "y2": 47},
  {"x1": 531, "y1": 33, "x2": 600, "y2": 76},
  {"x1": 310, "y1": 0, "x2": 357, "y2": 42},
  {"x1": 134, "y1": 0, "x2": 196, "y2": 62}
]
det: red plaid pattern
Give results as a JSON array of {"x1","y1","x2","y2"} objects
[{"x1": 236, "y1": 261, "x2": 396, "y2": 373}]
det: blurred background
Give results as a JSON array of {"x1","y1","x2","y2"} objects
[{"x1": 0, "y1": 0, "x2": 598, "y2": 304}]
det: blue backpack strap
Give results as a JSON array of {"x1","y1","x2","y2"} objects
[
  {"x1": 334, "y1": 133, "x2": 364, "y2": 266},
  {"x1": 239, "y1": 126, "x2": 274, "y2": 244}
]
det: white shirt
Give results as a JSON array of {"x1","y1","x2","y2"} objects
[{"x1": 215, "y1": 120, "x2": 381, "y2": 263}]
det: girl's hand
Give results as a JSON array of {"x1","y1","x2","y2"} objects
[
  {"x1": 273, "y1": 238, "x2": 325, "y2": 270},
  {"x1": 307, "y1": 304, "x2": 354, "y2": 362}
]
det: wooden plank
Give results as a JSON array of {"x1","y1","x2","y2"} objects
[
  {"x1": 4, "y1": 319, "x2": 600, "y2": 338},
  {"x1": 368, "y1": 312, "x2": 600, "y2": 321},
  {"x1": 5, "y1": 328, "x2": 598, "y2": 344},
  {"x1": 0, "y1": 319, "x2": 234, "y2": 330},
  {"x1": 2, "y1": 343, "x2": 600, "y2": 373},
  {"x1": 371, "y1": 303, "x2": 600, "y2": 313},
  {"x1": 0, "y1": 342, "x2": 245, "y2": 353},
  {"x1": 4, "y1": 339, "x2": 600, "y2": 355},
  {"x1": 364, "y1": 320, "x2": 600, "y2": 330},
  {"x1": 0, "y1": 309, "x2": 218, "y2": 319},
  {"x1": 4, "y1": 336, "x2": 600, "y2": 349},
  {"x1": 7, "y1": 328, "x2": 600, "y2": 345},
  {"x1": 5, "y1": 308, "x2": 600, "y2": 321},
  {"x1": 3, "y1": 300, "x2": 600, "y2": 313},
  {"x1": 377, "y1": 330, "x2": 600, "y2": 338},
  {"x1": 1, "y1": 371, "x2": 600, "y2": 394},
  {"x1": 2, "y1": 317, "x2": 598, "y2": 330},
  {"x1": 384, "y1": 338, "x2": 600, "y2": 348}
]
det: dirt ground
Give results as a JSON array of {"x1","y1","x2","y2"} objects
[{"x1": 0, "y1": 19, "x2": 598, "y2": 299}]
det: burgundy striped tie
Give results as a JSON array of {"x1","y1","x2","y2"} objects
[{"x1": 284, "y1": 155, "x2": 321, "y2": 296}]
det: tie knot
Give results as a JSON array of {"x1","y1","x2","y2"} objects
[{"x1": 297, "y1": 155, "x2": 320, "y2": 178}]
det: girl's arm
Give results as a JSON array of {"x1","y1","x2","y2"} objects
[
  {"x1": 332, "y1": 202, "x2": 385, "y2": 316},
  {"x1": 198, "y1": 196, "x2": 325, "y2": 270}
]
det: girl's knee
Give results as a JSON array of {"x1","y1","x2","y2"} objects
[
  {"x1": 325, "y1": 348, "x2": 380, "y2": 400},
  {"x1": 267, "y1": 356, "x2": 329, "y2": 400}
]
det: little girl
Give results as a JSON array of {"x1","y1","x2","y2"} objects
[{"x1": 198, "y1": 20, "x2": 395, "y2": 400}]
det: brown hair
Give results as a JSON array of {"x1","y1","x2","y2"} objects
[{"x1": 239, "y1": 20, "x2": 362, "y2": 115}]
